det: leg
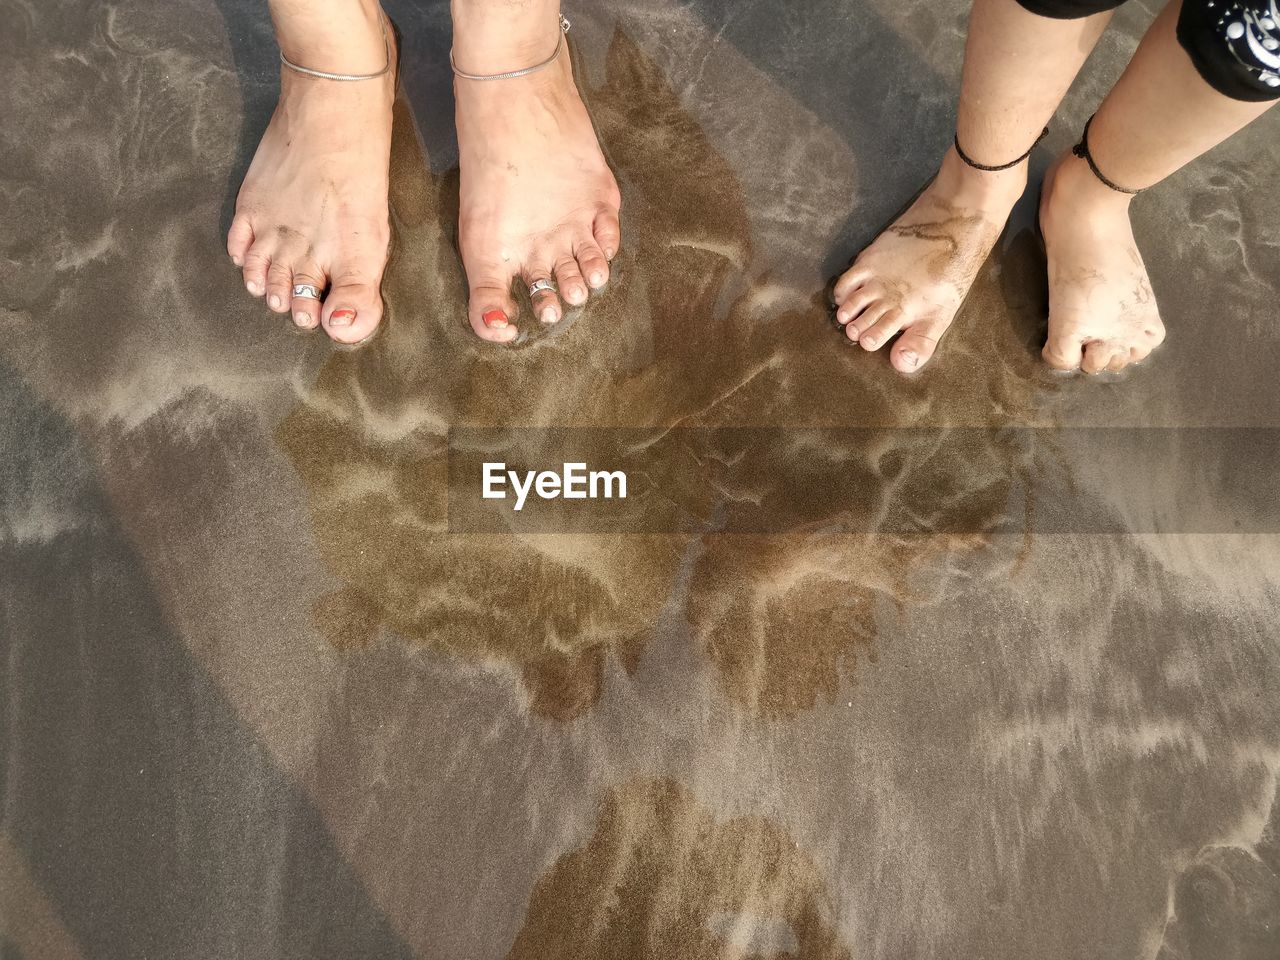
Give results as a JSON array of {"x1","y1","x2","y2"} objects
[
  {"x1": 452, "y1": 0, "x2": 622, "y2": 342},
  {"x1": 1040, "y1": 0, "x2": 1279, "y2": 373},
  {"x1": 228, "y1": 0, "x2": 396, "y2": 345},
  {"x1": 833, "y1": 0, "x2": 1116, "y2": 372}
]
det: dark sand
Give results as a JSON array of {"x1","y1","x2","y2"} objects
[{"x1": 2, "y1": 0, "x2": 1280, "y2": 956}]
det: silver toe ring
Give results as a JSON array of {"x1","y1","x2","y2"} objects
[
  {"x1": 528, "y1": 278, "x2": 557, "y2": 297},
  {"x1": 292, "y1": 283, "x2": 323, "y2": 300}
]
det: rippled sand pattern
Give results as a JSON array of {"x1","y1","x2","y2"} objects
[{"x1": 2, "y1": 0, "x2": 1279, "y2": 957}]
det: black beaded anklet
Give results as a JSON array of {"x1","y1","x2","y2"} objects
[
  {"x1": 954, "y1": 126, "x2": 1049, "y2": 172},
  {"x1": 1071, "y1": 115, "x2": 1140, "y2": 195}
]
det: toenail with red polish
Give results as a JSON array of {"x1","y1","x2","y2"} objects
[
  {"x1": 330, "y1": 308, "x2": 356, "y2": 327},
  {"x1": 483, "y1": 309, "x2": 508, "y2": 329}
]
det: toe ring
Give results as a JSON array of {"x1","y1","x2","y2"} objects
[
  {"x1": 292, "y1": 283, "x2": 323, "y2": 301},
  {"x1": 528, "y1": 278, "x2": 557, "y2": 297}
]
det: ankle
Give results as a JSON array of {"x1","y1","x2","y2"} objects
[
  {"x1": 450, "y1": 0, "x2": 562, "y2": 73},
  {"x1": 1043, "y1": 150, "x2": 1134, "y2": 222},
  {"x1": 273, "y1": 1, "x2": 388, "y2": 76},
  {"x1": 934, "y1": 145, "x2": 1028, "y2": 207}
]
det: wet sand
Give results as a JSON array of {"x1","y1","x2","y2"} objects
[{"x1": 2, "y1": 0, "x2": 1280, "y2": 956}]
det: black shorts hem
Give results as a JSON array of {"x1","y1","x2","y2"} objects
[{"x1": 1012, "y1": 0, "x2": 1127, "y2": 19}]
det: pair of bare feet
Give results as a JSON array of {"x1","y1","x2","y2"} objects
[
  {"x1": 834, "y1": 141, "x2": 1165, "y2": 374},
  {"x1": 228, "y1": 5, "x2": 620, "y2": 346}
]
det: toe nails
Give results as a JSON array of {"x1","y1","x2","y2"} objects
[
  {"x1": 540, "y1": 306, "x2": 559, "y2": 324},
  {"x1": 483, "y1": 309, "x2": 509, "y2": 329},
  {"x1": 329, "y1": 308, "x2": 356, "y2": 328}
]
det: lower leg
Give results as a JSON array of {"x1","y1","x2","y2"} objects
[
  {"x1": 1041, "y1": 0, "x2": 1277, "y2": 372},
  {"x1": 955, "y1": 0, "x2": 1114, "y2": 165},
  {"x1": 1083, "y1": 1, "x2": 1278, "y2": 189},
  {"x1": 451, "y1": 0, "x2": 621, "y2": 342},
  {"x1": 833, "y1": 0, "x2": 1113, "y2": 372}
]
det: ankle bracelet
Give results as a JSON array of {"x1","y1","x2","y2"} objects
[
  {"x1": 279, "y1": 17, "x2": 391, "y2": 81},
  {"x1": 1071, "y1": 115, "x2": 1141, "y2": 195},
  {"x1": 451, "y1": 15, "x2": 570, "y2": 81},
  {"x1": 954, "y1": 126, "x2": 1048, "y2": 172}
]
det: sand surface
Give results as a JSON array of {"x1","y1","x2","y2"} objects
[{"x1": 2, "y1": 0, "x2": 1279, "y2": 956}]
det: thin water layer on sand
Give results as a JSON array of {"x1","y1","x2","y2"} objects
[{"x1": 2, "y1": 0, "x2": 1279, "y2": 957}]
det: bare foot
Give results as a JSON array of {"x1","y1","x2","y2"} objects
[
  {"x1": 1039, "y1": 152, "x2": 1165, "y2": 374},
  {"x1": 832, "y1": 146, "x2": 1026, "y2": 372},
  {"x1": 454, "y1": 15, "x2": 622, "y2": 342},
  {"x1": 227, "y1": 4, "x2": 396, "y2": 345}
]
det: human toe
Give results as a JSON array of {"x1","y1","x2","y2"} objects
[
  {"x1": 1080, "y1": 339, "x2": 1117, "y2": 375},
  {"x1": 227, "y1": 214, "x2": 255, "y2": 267},
  {"x1": 1042, "y1": 329, "x2": 1086, "y2": 371},
  {"x1": 552, "y1": 256, "x2": 589, "y2": 309},
  {"x1": 321, "y1": 279, "x2": 383, "y2": 346},
  {"x1": 289, "y1": 263, "x2": 326, "y2": 330},
  {"x1": 858, "y1": 307, "x2": 907, "y2": 352},
  {"x1": 575, "y1": 239, "x2": 610, "y2": 291},
  {"x1": 242, "y1": 243, "x2": 272, "y2": 298},
  {"x1": 890, "y1": 318, "x2": 948, "y2": 373},
  {"x1": 467, "y1": 281, "x2": 520, "y2": 343},
  {"x1": 835, "y1": 282, "x2": 882, "y2": 326},
  {"x1": 265, "y1": 260, "x2": 294, "y2": 314},
  {"x1": 833, "y1": 266, "x2": 873, "y2": 305},
  {"x1": 523, "y1": 266, "x2": 563, "y2": 325},
  {"x1": 593, "y1": 208, "x2": 622, "y2": 263}
]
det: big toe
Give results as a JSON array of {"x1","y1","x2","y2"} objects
[
  {"x1": 1043, "y1": 330, "x2": 1085, "y2": 371},
  {"x1": 467, "y1": 282, "x2": 520, "y2": 344},
  {"x1": 321, "y1": 281, "x2": 383, "y2": 346},
  {"x1": 889, "y1": 317, "x2": 948, "y2": 373}
]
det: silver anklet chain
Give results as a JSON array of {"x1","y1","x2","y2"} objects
[
  {"x1": 450, "y1": 15, "x2": 570, "y2": 81},
  {"x1": 279, "y1": 18, "x2": 391, "y2": 81}
]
